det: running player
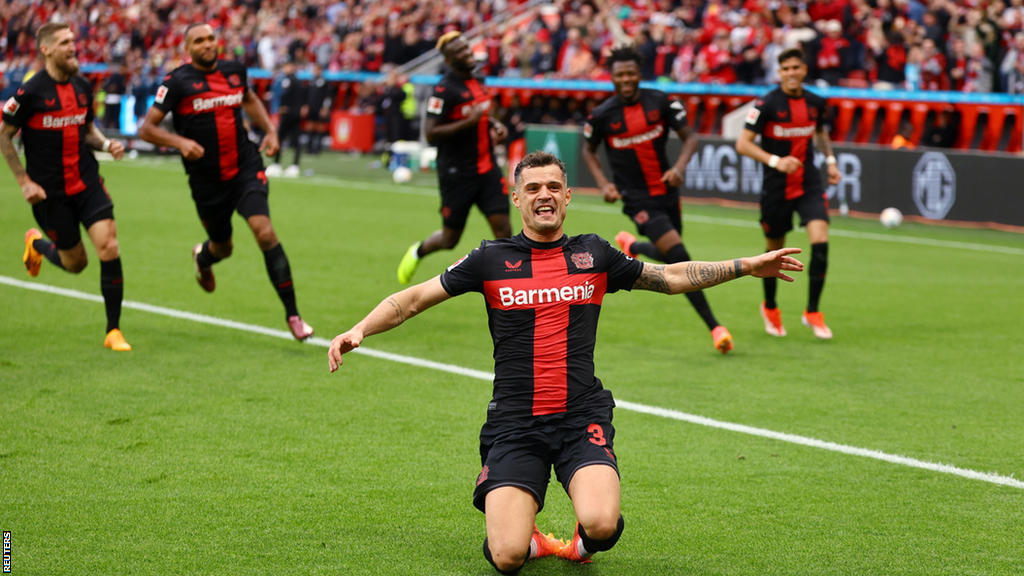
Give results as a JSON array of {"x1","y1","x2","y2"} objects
[
  {"x1": 396, "y1": 31, "x2": 511, "y2": 285},
  {"x1": 582, "y1": 45, "x2": 734, "y2": 354},
  {"x1": 328, "y1": 151, "x2": 803, "y2": 574},
  {"x1": 138, "y1": 23, "x2": 313, "y2": 340},
  {"x1": 735, "y1": 47, "x2": 841, "y2": 339},
  {"x1": 2, "y1": 23, "x2": 131, "y2": 351}
]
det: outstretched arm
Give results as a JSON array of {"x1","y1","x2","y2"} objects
[
  {"x1": 633, "y1": 248, "x2": 804, "y2": 294},
  {"x1": 328, "y1": 276, "x2": 453, "y2": 372}
]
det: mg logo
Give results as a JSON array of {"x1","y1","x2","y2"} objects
[{"x1": 912, "y1": 152, "x2": 956, "y2": 219}]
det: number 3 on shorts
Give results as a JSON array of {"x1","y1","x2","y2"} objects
[{"x1": 587, "y1": 423, "x2": 607, "y2": 446}]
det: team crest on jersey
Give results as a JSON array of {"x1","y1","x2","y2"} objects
[
  {"x1": 427, "y1": 96, "x2": 444, "y2": 115},
  {"x1": 583, "y1": 123, "x2": 592, "y2": 138},
  {"x1": 746, "y1": 107, "x2": 760, "y2": 125},
  {"x1": 571, "y1": 252, "x2": 594, "y2": 270},
  {"x1": 2, "y1": 97, "x2": 19, "y2": 116},
  {"x1": 227, "y1": 74, "x2": 241, "y2": 87},
  {"x1": 155, "y1": 85, "x2": 168, "y2": 104},
  {"x1": 646, "y1": 109, "x2": 660, "y2": 123}
]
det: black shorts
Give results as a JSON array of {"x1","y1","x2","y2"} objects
[
  {"x1": 473, "y1": 407, "x2": 618, "y2": 514},
  {"x1": 189, "y1": 166, "x2": 270, "y2": 243},
  {"x1": 31, "y1": 180, "x2": 114, "y2": 250},
  {"x1": 760, "y1": 190, "x2": 830, "y2": 239},
  {"x1": 439, "y1": 167, "x2": 508, "y2": 230},
  {"x1": 625, "y1": 203, "x2": 682, "y2": 243}
]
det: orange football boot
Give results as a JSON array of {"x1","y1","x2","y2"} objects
[
  {"x1": 614, "y1": 231, "x2": 638, "y2": 258},
  {"x1": 801, "y1": 311, "x2": 833, "y2": 340},
  {"x1": 103, "y1": 329, "x2": 132, "y2": 351},
  {"x1": 23, "y1": 228, "x2": 44, "y2": 277},
  {"x1": 760, "y1": 302, "x2": 786, "y2": 337},
  {"x1": 711, "y1": 325, "x2": 733, "y2": 354}
]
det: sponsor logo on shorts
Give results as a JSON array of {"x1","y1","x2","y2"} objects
[
  {"x1": 3, "y1": 97, "x2": 20, "y2": 116},
  {"x1": 476, "y1": 465, "x2": 489, "y2": 486},
  {"x1": 633, "y1": 210, "x2": 650, "y2": 225},
  {"x1": 610, "y1": 124, "x2": 663, "y2": 149},
  {"x1": 570, "y1": 252, "x2": 594, "y2": 270},
  {"x1": 155, "y1": 85, "x2": 168, "y2": 104}
]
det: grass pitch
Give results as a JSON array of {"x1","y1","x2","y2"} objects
[{"x1": 1, "y1": 153, "x2": 1023, "y2": 575}]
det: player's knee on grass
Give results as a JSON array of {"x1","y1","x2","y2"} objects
[
  {"x1": 579, "y1": 515, "x2": 625, "y2": 552},
  {"x1": 483, "y1": 537, "x2": 525, "y2": 575}
]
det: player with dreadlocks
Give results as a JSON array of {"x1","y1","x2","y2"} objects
[
  {"x1": 582, "y1": 45, "x2": 734, "y2": 354},
  {"x1": 396, "y1": 31, "x2": 511, "y2": 285}
]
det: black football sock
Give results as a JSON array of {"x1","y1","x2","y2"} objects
[
  {"x1": 763, "y1": 277, "x2": 778, "y2": 309},
  {"x1": 33, "y1": 238, "x2": 65, "y2": 269},
  {"x1": 807, "y1": 242, "x2": 828, "y2": 313},
  {"x1": 578, "y1": 515, "x2": 625, "y2": 555},
  {"x1": 482, "y1": 538, "x2": 523, "y2": 575},
  {"x1": 263, "y1": 244, "x2": 299, "y2": 318},
  {"x1": 631, "y1": 241, "x2": 666, "y2": 262},
  {"x1": 195, "y1": 240, "x2": 223, "y2": 268},
  {"x1": 665, "y1": 244, "x2": 719, "y2": 330},
  {"x1": 100, "y1": 258, "x2": 124, "y2": 333}
]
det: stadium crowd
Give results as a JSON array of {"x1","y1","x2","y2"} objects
[{"x1": 3, "y1": 0, "x2": 1024, "y2": 127}]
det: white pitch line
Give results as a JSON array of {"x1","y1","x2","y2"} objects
[{"x1": 3, "y1": 274, "x2": 1022, "y2": 490}]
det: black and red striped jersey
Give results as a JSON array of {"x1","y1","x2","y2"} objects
[
  {"x1": 425, "y1": 71, "x2": 496, "y2": 177},
  {"x1": 744, "y1": 87, "x2": 828, "y2": 201},
  {"x1": 2, "y1": 72, "x2": 99, "y2": 197},
  {"x1": 440, "y1": 232, "x2": 644, "y2": 422},
  {"x1": 152, "y1": 60, "x2": 260, "y2": 181},
  {"x1": 584, "y1": 89, "x2": 689, "y2": 209}
]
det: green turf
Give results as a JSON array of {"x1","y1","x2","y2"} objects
[{"x1": 2, "y1": 153, "x2": 1023, "y2": 575}]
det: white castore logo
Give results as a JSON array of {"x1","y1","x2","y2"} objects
[{"x1": 912, "y1": 152, "x2": 956, "y2": 219}]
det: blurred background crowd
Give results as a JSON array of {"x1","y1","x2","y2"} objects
[{"x1": 2, "y1": 0, "x2": 1024, "y2": 139}]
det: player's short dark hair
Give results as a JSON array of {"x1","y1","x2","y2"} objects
[
  {"x1": 36, "y1": 23, "x2": 70, "y2": 47},
  {"x1": 184, "y1": 22, "x2": 212, "y2": 43},
  {"x1": 514, "y1": 151, "x2": 567, "y2": 187},
  {"x1": 778, "y1": 47, "x2": 805, "y2": 65},
  {"x1": 606, "y1": 45, "x2": 645, "y2": 69}
]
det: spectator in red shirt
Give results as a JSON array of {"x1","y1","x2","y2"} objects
[
  {"x1": 696, "y1": 29, "x2": 737, "y2": 84},
  {"x1": 919, "y1": 38, "x2": 949, "y2": 90}
]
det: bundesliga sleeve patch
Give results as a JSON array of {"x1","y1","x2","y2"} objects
[
  {"x1": 154, "y1": 85, "x2": 168, "y2": 104},
  {"x1": 447, "y1": 253, "x2": 469, "y2": 272},
  {"x1": 3, "y1": 97, "x2": 20, "y2": 116},
  {"x1": 427, "y1": 96, "x2": 444, "y2": 115},
  {"x1": 583, "y1": 122, "x2": 593, "y2": 138},
  {"x1": 746, "y1": 107, "x2": 760, "y2": 125}
]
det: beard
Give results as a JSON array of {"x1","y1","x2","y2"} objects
[
  {"x1": 192, "y1": 51, "x2": 218, "y2": 67},
  {"x1": 57, "y1": 55, "x2": 80, "y2": 76}
]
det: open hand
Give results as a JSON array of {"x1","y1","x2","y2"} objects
[
  {"x1": 328, "y1": 330, "x2": 364, "y2": 372},
  {"x1": 748, "y1": 248, "x2": 804, "y2": 282}
]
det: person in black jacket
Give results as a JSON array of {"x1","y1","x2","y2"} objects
[
  {"x1": 267, "y1": 60, "x2": 306, "y2": 177},
  {"x1": 305, "y1": 63, "x2": 331, "y2": 154}
]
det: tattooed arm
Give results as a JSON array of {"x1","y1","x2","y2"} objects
[
  {"x1": 633, "y1": 248, "x2": 805, "y2": 294},
  {"x1": 0, "y1": 121, "x2": 46, "y2": 204},
  {"x1": 329, "y1": 276, "x2": 452, "y2": 372}
]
